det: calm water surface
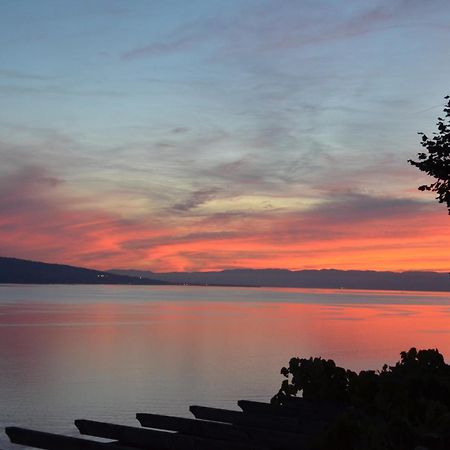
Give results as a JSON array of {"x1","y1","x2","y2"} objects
[{"x1": 1, "y1": 284, "x2": 450, "y2": 449}]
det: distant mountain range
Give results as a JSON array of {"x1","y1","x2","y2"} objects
[
  {"x1": 0, "y1": 257, "x2": 166, "y2": 285},
  {"x1": 109, "y1": 268, "x2": 450, "y2": 292},
  {"x1": 0, "y1": 256, "x2": 448, "y2": 291}
]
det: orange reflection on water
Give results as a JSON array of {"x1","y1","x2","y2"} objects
[
  {"x1": 0, "y1": 285, "x2": 450, "y2": 444},
  {"x1": 261, "y1": 301, "x2": 450, "y2": 371}
]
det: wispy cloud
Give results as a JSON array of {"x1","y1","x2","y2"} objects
[
  {"x1": 122, "y1": 34, "x2": 201, "y2": 60},
  {"x1": 0, "y1": 69, "x2": 56, "y2": 81},
  {"x1": 0, "y1": 166, "x2": 164, "y2": 268},
  {"x1": 171, "y1": 188, "x2": 219, "y2": 212},
  {"x1": 2, "y1": 165, "x2": 447, "y2": 272},
  {"x1": 2, "y1": 0, "x2": 450, "y2": 271},
  {"x1": 120, "y1": 0, "x2": 449, "y2": 63}
]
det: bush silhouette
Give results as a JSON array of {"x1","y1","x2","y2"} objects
[{"x1": 273, "y1": 348, "x2": 450, "y2": 449}]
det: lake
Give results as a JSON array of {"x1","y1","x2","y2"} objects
[{"x1": 1, "y1": 284, "x2": 450, "y2": 449}]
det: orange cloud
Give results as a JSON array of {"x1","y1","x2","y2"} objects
[{"x1": 1, "y1": 167, "x2": 449, "y2": 272}]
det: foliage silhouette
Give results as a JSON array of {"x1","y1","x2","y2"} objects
[
  {"x1": 408, "y1": 96, "x2": 450, "y2": 214},
  {"x1": 272, "y1": 348, "x2": 450, "y2": 449}
]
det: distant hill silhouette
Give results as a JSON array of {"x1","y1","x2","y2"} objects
[
  {"x1": 0, "y1": 257, "x2": 167, "y2": 285},
  {"x1": 109, "y1": 268, "x2": 450, "y2": 292}
]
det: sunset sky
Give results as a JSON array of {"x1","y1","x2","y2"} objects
[{"x1": 1, "y1": 0, "x2": 449, "y2": 272}]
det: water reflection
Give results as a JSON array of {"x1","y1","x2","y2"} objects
[{"x1": 0, "y1": 285, "x2": 449, "y2": 449}]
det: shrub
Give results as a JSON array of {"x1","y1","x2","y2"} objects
[{"x1": 272, "y1": 348, "x2": 450, "y2": 449}]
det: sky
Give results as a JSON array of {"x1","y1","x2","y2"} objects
[{"x1": 1, "y1": 0, "x2": 450, "y2": 272}]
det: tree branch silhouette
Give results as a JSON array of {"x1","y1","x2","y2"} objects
[{"x1": 409, "y1": 96, "x2": 450, "y2": 214}]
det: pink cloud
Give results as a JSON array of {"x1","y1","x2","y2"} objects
[{"x1": 1, "y1": 167, "x2": 449, "y2": 273}]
